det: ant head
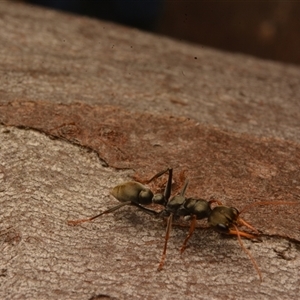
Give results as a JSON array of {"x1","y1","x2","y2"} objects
[{"x1": 208, "y1": 206, "x2": 239, "y2": 233}]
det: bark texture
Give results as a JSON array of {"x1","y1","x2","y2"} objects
[{"x1": 0, "y1": 1, "x2": 299, "y2": 299}]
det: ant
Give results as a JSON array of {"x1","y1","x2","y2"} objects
[{"x1": 68, "y1": 168, "x2": 297, "y2": 281}]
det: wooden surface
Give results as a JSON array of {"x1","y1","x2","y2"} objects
[{"x1": 0, "y1": 1, "x2": 300, "y2": 299}]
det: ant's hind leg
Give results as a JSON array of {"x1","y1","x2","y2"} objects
[
  {"x1": 157, "y1": 213, "x2": 173, "y2": 271},
  {"x1": 67, "y1": 201, "x2": 131, "y2": 226}
]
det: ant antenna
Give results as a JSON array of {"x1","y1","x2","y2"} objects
[
  {"x1": 239, "y1": 200, "x2": 298, "y2": 215},
  {"x1": 233, "y1": 224, "x2": 262, "y2": 281}
]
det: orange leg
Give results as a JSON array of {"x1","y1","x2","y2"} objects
[
  {"x1": 67, "y1": 202, "x2": 131, "y2": 226},
  {"x1": 233, "y1": 224, "x2": 262, "y2": 281},
  {"x1": 180, "y1": 215, "x2": 197, "y2": 254},
  {"x1": 157, "y1": 213, "x2": 173, "y2": 271}
]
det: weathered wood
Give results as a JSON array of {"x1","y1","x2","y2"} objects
[{"x1": 0, "y1": 1, "x2": 299, "y2": 299}]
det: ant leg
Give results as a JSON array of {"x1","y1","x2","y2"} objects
[
  {"x1": 163, "y1": 168, "x2": 173, "y2": 203},
  {"x1": 145, "y1": 168, "x2": 172, "y2": 184},
  {"x1": 233, "y1": 224, "x2": 262, "y2": 281},
  {"x1": 67, "y1": 201, "x2": 132, "y2": 226},
  {"x1": 147, "y1": 168, "x2": 173, "y2": 198},
  {"x1": 180, "y1": 214, "x2": 197, "y2": 254},
  {"x1": 68, "y1": 200, "x2": 160, "y2": 226},
  {"x1": 145, "y1": 168, "x2": 173, "y2": 206},
  {"x1": 180, "y1": 179, "x2": 189, "y2": 197},
  {"x1": 131, "y1": 202, "x2": 159, "y2": 217},
  {"x1": 157, "y1": 213, "x2": 173, "y2": 271}
]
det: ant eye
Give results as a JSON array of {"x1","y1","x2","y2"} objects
[
  {"x1": 232, "y1": 208, "x2": 239, "y2": 216},
  {"x1": 216, "y1": 223, "x2": 229, "y2": 233}
]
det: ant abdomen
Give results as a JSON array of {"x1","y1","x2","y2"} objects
[{"x1": 111, "y1": 181, "x2": 154, "y2": 205}]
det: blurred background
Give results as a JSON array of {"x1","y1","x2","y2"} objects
[{"x1": 23, "y1": 0, "x2": 300, "y2": 65}]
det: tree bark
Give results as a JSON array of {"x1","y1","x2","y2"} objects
[{"x1": 0, "y1": 1, "x2": 299, "y2": 299}]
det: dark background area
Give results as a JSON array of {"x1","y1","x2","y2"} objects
[{"x1": 24, "y1": 0, "x2": 300, "y2": 65}]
